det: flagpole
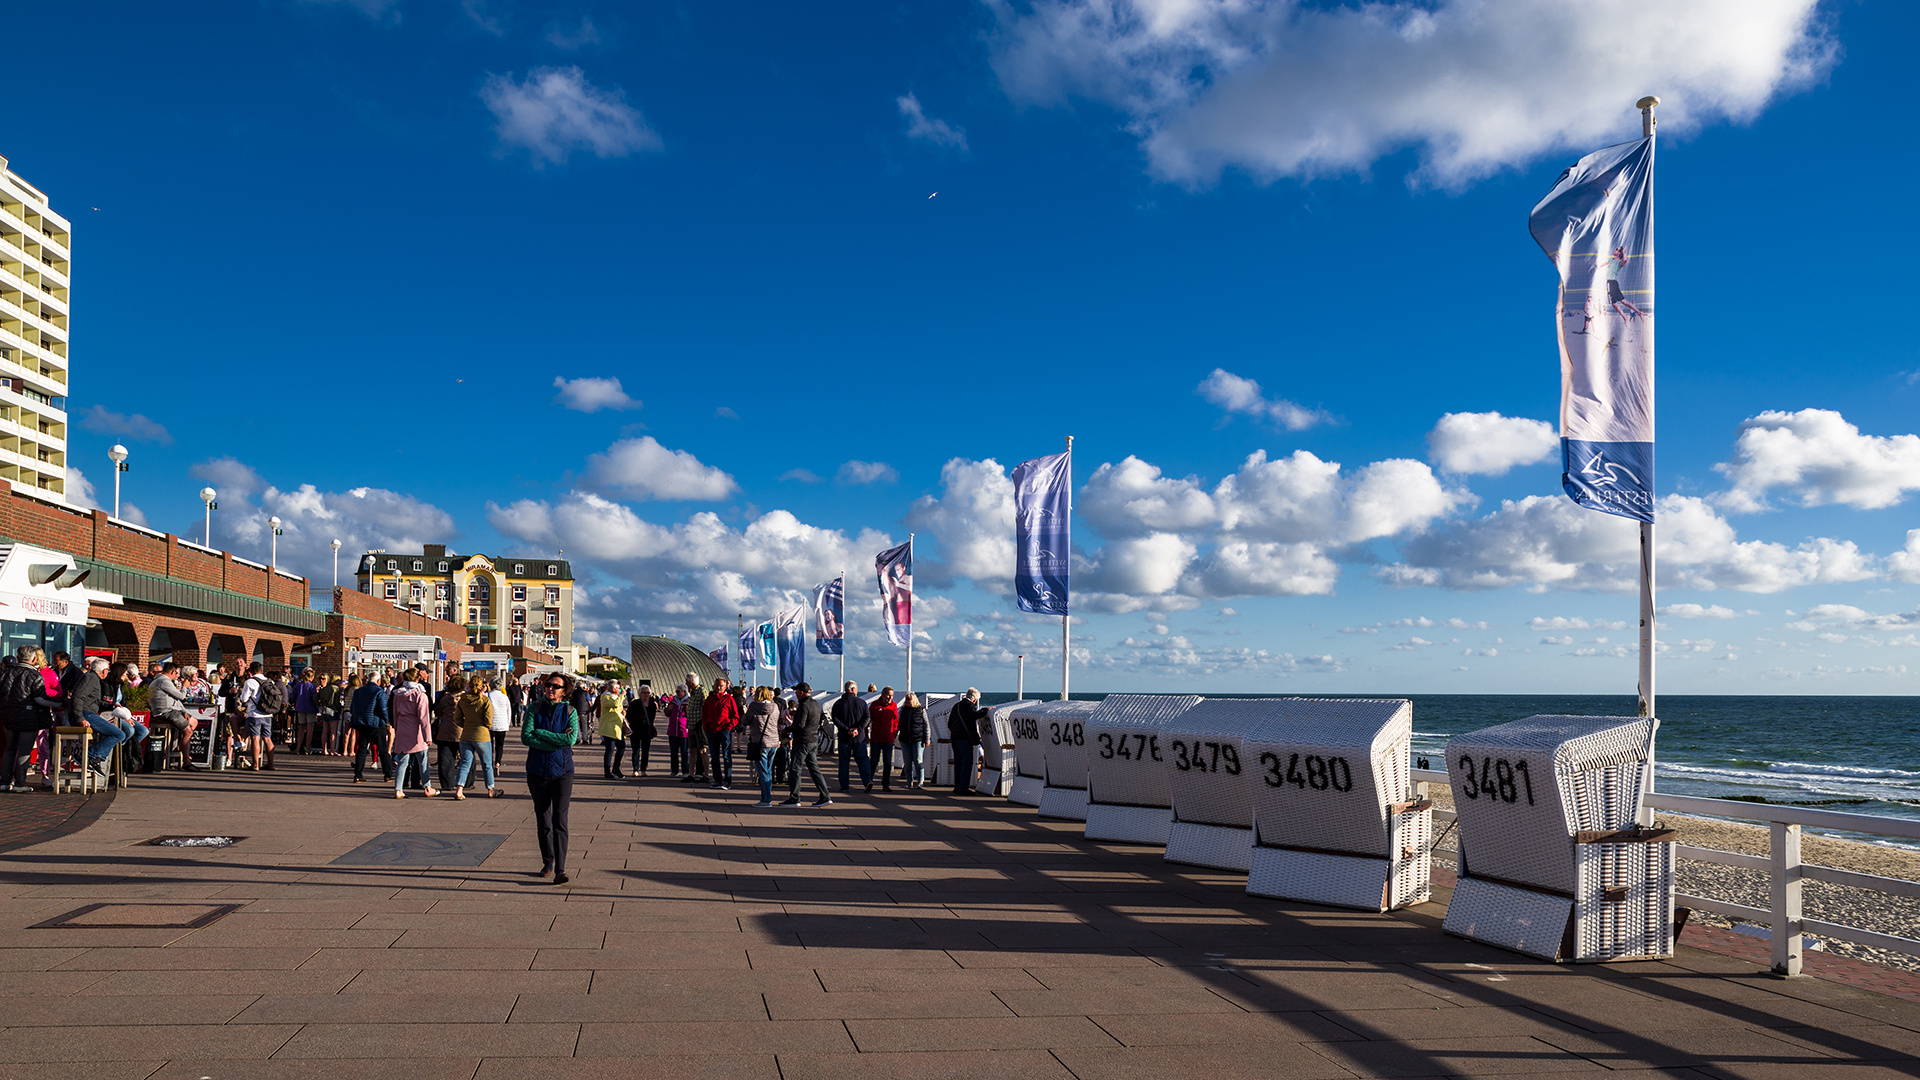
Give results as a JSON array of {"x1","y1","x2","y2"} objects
[
  {"x1": 1636, "y1": 93, "x2": 1659, "y2": 826},
  {"x1": 1061, "y1": 435, "x2": 1073, "y2": 701},
  {"x1": 904, "y1": 537, "x2": 913, "y2": 697},
  {"x1": 839, "y1": 569, "x2": 846, "y2": 691}
]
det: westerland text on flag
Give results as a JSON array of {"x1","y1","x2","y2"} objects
[{"x1": 1012, "y1": 450, "x2": 1071, "y2": 616}]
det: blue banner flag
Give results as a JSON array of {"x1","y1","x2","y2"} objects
[
  {"x1": 1530, "y1": 136, "x2": 1655, "y2": 522},
  {"x1": 775, "y1": 605, "x2": 806, "y2": 688},
  {"x1": 812, "y1": 576, "x2": 844, "y2": 655},
  {"x1": 1012, "y1": 450, "x2": 1072, "y2": 616},
  {"x1": 707, "y1": 646, "x2": 728, "y2": 671},
  {"x1": 756, "y1": 622, "x2": 776, "y2": 669},
  {"x1": 875, "y1": 540, "x2": 912, "y2": 649},
  {"x1": 738, "y1": 627, "x2": 756, "y2": 670}
]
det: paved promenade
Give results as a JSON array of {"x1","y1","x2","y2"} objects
[{"x1": 4, "y1": 758, "x2": 1920, "y2": 1080}]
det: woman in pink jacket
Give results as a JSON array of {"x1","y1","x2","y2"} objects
[
  {"x1": 389, "y1": 671, "x2": 437, "y2": 799},
  {"x1": 665, "y1": 686, "x2": 691, "y2": 778}
]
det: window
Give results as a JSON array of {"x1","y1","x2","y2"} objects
[
  {"x1": 467, "y1": 607, "x2": 480, "y2": 624},
  {"x1": 511, "y1": 585, "x2": 527, "y2": 602},
  {"x1": 385, "y1": 558, "x2": 397, "y2": 570},
  {"x1": 438, "y1": 561, "x2": 448, "y2": 572},
  {"x1": 410, "y1": 582, "x2": 424, "y2": 599},
  {"x1": 512, "y1": 630, "x2": 525, "y2": 647},
  {"x1": 548, "y1": 564, "x2": 558, "y2": 576},
  {"x1": 413, "y1": 560, "x2": 423, "y2": 571},
  {"x1": 435, "y1": 583, "x2": 450, "y2": 600},
  {"x1": 544, "y1": 610, "x2": 559, "y2": 629},
  {"x1": 512, "y1": 609, "x2": 527, "y2": 626},
  {"x1": 546, "y1": 586, "x2": 560, "y2": 604},
  {"x1": 435, "y1": 603, "x2": 451, "y2": 621},
  {"x1": 513, "y1": 563, "x2": 524, "y2": 574},
  {"x1": 545, "y1": 633, "x2": 558, "y2": 650},
  {"x1": 468, "y1": 582, "x2": 488, "y2": 603},
  {"x1": 383, "y1": 582, "x2": 397, "y2": 599}
]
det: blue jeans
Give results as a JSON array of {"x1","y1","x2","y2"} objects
[
  {"x1": 838, "y1": 734, "x2": 872, "y2": 790},
  {"x1": 706, "y1": 731, "x2": 733, "y2": 787},
  {"x1": 82, "y1": 713, "x2": 142, "y2": 764},
  {"x1": 903, "y1": 742, "x2": 926, "y2": 785},
  {"x1": 753, "y1": 746, "x2": 779, "y2": 802},
  {"x1": 455, "y1": 739, "x2": 495, "y2": 789},
  {"x1": 395, "y1": 750, "x2": 431, "y2": 792}
]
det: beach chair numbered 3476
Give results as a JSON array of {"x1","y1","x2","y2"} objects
[{"x1": 1442, "y1": 715, "x2": 1676, "y2": 963}]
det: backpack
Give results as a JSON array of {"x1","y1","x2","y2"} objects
[{"x1": 253, "y1": 676, "x2": 287, "y2": 715}]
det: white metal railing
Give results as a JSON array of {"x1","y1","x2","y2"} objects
[
  {"x1": 107, "y1": 515, "x2": 165, "y2": 539},
  {"x1": 231, "y1": 555, "x2": 268, "y2": 570},
  {"x1": 1412, "y1": 767, "x2": 1920, "y2": 976}
]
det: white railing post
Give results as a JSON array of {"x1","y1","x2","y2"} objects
[{"x1": 1772, "y1": 821, "x2": 1803, "y2": 977}]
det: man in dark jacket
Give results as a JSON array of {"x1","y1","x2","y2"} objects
[
  {"x1": 71, "y1": 657, "x2": 130, "y2": 780},
  {"x1": 779, "y1": 682, "x2": 831, "y2": 807},
  {"x1": 1, "y1": 649, "x2": 59, "y2": 791},
  {"x1": 947, "y1": 688, "x2": 985, "y2": 795},
  {"x1": 830, "y1": 681, "x2": 872, "y2": 793},
  {"x1": 348, "y1": 672, "x2": 393, "y2": 783},
  {"x1": 433, "y1": 680, "x2": 463, "y2": 790}
]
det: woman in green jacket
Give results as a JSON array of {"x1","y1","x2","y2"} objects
[{"x1": 521, "y1": 674, "x2": 580, "y2": 884}]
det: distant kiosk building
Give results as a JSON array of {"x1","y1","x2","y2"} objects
[{"x1": 629, "y1": 635, "x2": 727, "y2": 692}]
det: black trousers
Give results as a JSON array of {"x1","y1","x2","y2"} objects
[
  {"x1": 788, "y1": 741, "x2": 829, "y2": 800},
  {"x1": 353, "y1": 730, "x2": 391, "y2": 781},
  {"x1": 436, "y1": 742, "x2": 459, "y2": 791},
  {"x1": 529, "y1": 773, "x2": 573, "y2": 873},
  {"x1": 950, "y1": 740, "x2": 978, "y2": 792},
  {"x1": 491, "y1": 730, "x2": 507, "y2": 774},
  {"x1": 630, "y1": 733, "x2": 653, "y2": 772},
  {"x1": 869, "y1": 741, "x2": 897, "y2": 789},
  {"x1": 3, "y1": 728, "x2": 37, "y2": 787}
]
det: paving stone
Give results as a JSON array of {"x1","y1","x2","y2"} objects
[
  {"x1": 342, "y1": 969, "x2": 591, "y2": 994},
  {"x1": 575, "y1": 1020, "x2": 855, "y2": 1056},
  {"x1": 511, "y1": 991, "x2": 769, "y2": 1023},
  {"x1": 473, "y1": 1057, "x2": 778, "y2": 1080},
  {"x1": 274, "y1": 1022, "x2": 579, "y2": 1058},
  {"x1": 146, "y1": 1061, "x2": 483, "y2": 1080},
  {"x1": 0, "y1": 1024, "x2": 300, "y2": 1062},
  {"x1": 1053, "y1": 1042, "x2": 1361, "y2": 1080},
  {"x1": 766, "y1": 990, "x2": 1015, "y2": 1020},
  {"x1": 775, "y1": 1049, "x2": 1077, "y2": 1080},
  {"x1": 236, "y1": 992, "x2": 519, "y2": 1024},
  {"x1": 1304, "y1": 1035, "x2": 1611, "y2": 1077},
  {"x1": 1534, "y1": 1026, "x2": 1852, "y2": 1068},
  {"x1": 846, "y1": 1015, "x2": 1121, "y2": 1053},
  {"x1": 1090, "y1": 1009, "x2": 1364, "y2": 1045}
]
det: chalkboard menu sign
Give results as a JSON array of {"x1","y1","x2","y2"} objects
[{"x1": 184, "y1": 706, "x2": 219, "y2": 767}]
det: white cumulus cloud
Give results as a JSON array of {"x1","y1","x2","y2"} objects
[
  {"x1": 1196, "y1": 368, "x2": 1332, "y2": 430},
  {"x1": 552, "y1": 375, "x2": 640, "y2": 412},
  {"x1": 1891, "y1": 530, "x2": 1920, "y2": 585},
  {"x1": 906, "y1": 458, "x2": 1017, "y2": 587},
  {"x1": 1427, "y1": 411, "x2": 1557, "y2": 475},
  {"x1": 1661, "y1": 603, "x2": 1746, "y2": 620},
  {"x1": 481, "y1": 66, "x2": 662, "y2": 165},
  {"x1": 1715, "y1": 409, "x2": 1920, "y2": 512},
  {"x1": 898, "y1": 93, "x2": 968, "y2": 149},
  {"x1": 584, "y1": 437, "x2": 737, "y2": 501},
  {"x1": 837, "y1": 460, "x2": 899, "y2": 486},
  {"x1": 988, "y1": 0, "x2": 1832, "y2": 187},
  {"x1": 1080, "y1": 456, "x2": 1217, "y2": 537}
]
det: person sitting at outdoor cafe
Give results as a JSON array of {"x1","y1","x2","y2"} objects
[
  {"x1": 179, "y1": 667, "x2": 212, "y2": 704},
  {"x1": 148, "y1": 662, "x2": 198, "y2": 771},
  {"x1": 73, "y1": 657, "x2": 145, "y2": 780}
]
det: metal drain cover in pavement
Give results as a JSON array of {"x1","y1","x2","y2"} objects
[
  {"x1": 33, "y1": 902, "x2": 242, "y2": 929},
  {"x1": 146, "y1": 835, "x2": 243, "y2": 848},
  {"x1": 332, "y1": 832, "x2": 507, "y2": 867}
]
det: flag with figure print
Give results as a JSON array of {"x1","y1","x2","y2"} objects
[
  {"x1": 756, "y1": 622, "x2": 776, "y2": 669},
  {"x1": 774, "y1": 605, "x2": 806, "y2": 688},
  {"x1": 874, "y1": 539, "x2": 912, "y2": 648},
  {"x1": 1012, "y1": 450, "x2": 1072, "y2": 616},
  {"x1": 707, "y1": 646, "x2": 727, "y2": 670},
  {"x1": 811, "y1": 576, "x2": 844, "y2": 655},
  {"x1": 1530, "y1": 134, "x2": 1655, "y2": 522},
  {"x1": 738, "y1": 627, "x2": 756, "y2": 671}
]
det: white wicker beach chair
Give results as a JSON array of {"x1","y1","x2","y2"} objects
[
  {"x1": 1441, "y1": 714, "x2": 1674, "y2": 962},
  {"x1": 923, "y1": 695, "x2": 965, "y2": 789},
  {"x1": 1244, "y1": 698, "x2": 1431, "y2": 912},
  {"x1": 1163, "y1": 699, "x2": 1293, "y2": 872},
  {"x1": 1001, "y1": 699, "x2": 1055, "y2": 806},
  {"x1": 975, "y1": 701, "x2": 1024, "y2": 796},
  {"x1": 1031, "y1": 700, "x2": 1103, "y2": 819},
  {"x1": 1084, "y1": 694, "x2": 1204, "y2": 845}
]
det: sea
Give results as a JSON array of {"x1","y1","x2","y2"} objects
[{"x1": 975, "y1": 692, "x2": 1920, "y2": 847}]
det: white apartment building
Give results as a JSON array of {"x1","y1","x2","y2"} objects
[{"x1": 0, "y1": 155, "x2": 69, "y2": 501}]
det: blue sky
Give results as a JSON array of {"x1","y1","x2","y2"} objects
[{"x1": 10, "y1": 0, "x2": 1919, "y2": 693}]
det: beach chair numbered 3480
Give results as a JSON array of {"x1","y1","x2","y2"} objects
[
  {"x1": 1244, "y1": 698, "x2": 1434, "y2": 912},
  {"x1": 1442, "y1": 715, "x2": 1676, "y2": 963}
]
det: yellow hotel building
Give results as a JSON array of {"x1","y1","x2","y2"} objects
[{"x1": 356, "y1": 544, "x2": 575, "y2": 662}]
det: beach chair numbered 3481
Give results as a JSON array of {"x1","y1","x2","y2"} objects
[{"x1": 1442, "y1": 715, "x2": 1676, "y2": 963}]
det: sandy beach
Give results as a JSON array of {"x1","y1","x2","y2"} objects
[{"x1": 1425, "y1": 784, "x2": 1920, "y2": 972}]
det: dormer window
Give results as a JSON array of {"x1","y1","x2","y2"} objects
[
  {"x1": 513, "y1": 563, "x2": 524, "y2": 574},
  {"x1": 547, "y1": 564, "x2": 557, "y2": 576}
]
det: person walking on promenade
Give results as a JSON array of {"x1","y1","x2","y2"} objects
[
  {"x1": 314, "y1": 674, "x2": 342, "y2": 755},
  {"x1": 338, "y1": 674, "x2": 362, "y2": 760},
  {"x1": 664, "y1": 685, "x2": 689, "y2": 777},
  {"x1": 389, "y1": 671, "x2": 437, "y2": 799},
  {"x1": 289, "y1": 669, "x2": 319, "y2": 754},
  {"x1": 348, "y1": 671, "x2": 393, "y2": 784},
  {"x1": 0, "y1": 646, "x2": 59, "y2": 792},
  {"x1": 947, "y1": 688, "x2": 985, "y2": 796},
  {"x1": 899, "y1": 692, "x2": 929, "y2": 789},
  {"x1": 682, "y1": 677, "x2": 709, "y2": 784},
  {"x1": 432, "y1": 676, "x2": 462, "y2": 792},
  {"x1": 704, "y1": 676, "x2": 740, "y2": 790},
  {"x1": 453, "y1": 674, "x2": 499, "y2": 800},
  {"x1": 598, "y1": 683, "x2": 628, "y2": 779},
  {"x1": 629, "y1": 683, "x2": 657, "y2": 776},
  {"x1": 234, "y1": 661, "x2": 277, "y2": 772},
  {"x1": 831, "y1": 681, "x2": 872, "y2": 794},
  {"x1": 868, "y1": 687, "x2": 900, "y2": 793},
  {"x1": 571, "y1": 681, "x2": 598, "y2": 746},
  {"x1": 779, "y1": 681, "x2": 831, "y2": 808},
  {"x1": 742, "y1": 686, "x2": 782, "y2": 807},
  {"x1": 522, "y1": 673, "x2": 580, "y2": 884},
  {"x1": 487, "y1": 677, "x2": 513, "y2": 777}
]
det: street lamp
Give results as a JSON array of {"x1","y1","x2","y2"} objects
[
  {"x1": 391, "y1": 567, "x2": 405, "y2": 611},
  {"x1": 107, "y1": 445, "x2": 129, "y2": 518},
  {"x1": 199, "y1": 487, "x2": 218, "y2": 547},
  {"x1": 330, "y1": 539, "x2": 341, "y2": 589},
  {"x1": 268, "y1": 515, "x2": 283, "y2": 568}
]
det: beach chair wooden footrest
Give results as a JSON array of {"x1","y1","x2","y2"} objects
[
  {"x1": 1008, "y1": 774, "x2": 1045, "y2": 807},
  {"x1": 1165, "y1": 819, "x2": 1253, "y2": 873},
  {"x1": 976, "y1": 767, "x2": 1013, "y2": 798},
  {"x1": 1036, "y1": 784, "x2": 1089, "y2": 821},
  {"x1": 1086, "y1": 803, "x2": 1172, "y2": 846}
]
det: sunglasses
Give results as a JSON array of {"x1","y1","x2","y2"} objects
[{"x1": 544, "y1": 684, "x2": 567, "y2": 692}]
